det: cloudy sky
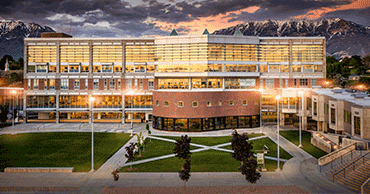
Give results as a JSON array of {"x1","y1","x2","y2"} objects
[{"x1": 1, "y1": 0, "x2": 369, "y2": 37}]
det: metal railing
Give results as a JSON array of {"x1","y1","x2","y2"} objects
[{"x1": 333, "y1": 152, "x2": 370, "y2": 181}]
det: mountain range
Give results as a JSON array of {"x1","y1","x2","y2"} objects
[
  {"x1": 1, "y1": 18, "x2": 370, "y2": 60},
  {"x1": 212, "y1": 18, "x2": 370, "y2": 59},
  {"x1": 0, "y1": 21, "x2": 55, "y2": 60}
]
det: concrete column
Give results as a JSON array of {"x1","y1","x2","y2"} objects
[
  {"x1": 98, "y1": 113, "x2": 101, "y2": 119},
  {"x1": 56, "y1": 41, "x2": 60, "y2": 73},
  {"x1": 56, "y1": 111, "x2": 60, "y2": 123},
  {"x1": 56, "y1": 92, "x2": 60, "y2": 123},
  {"x1": 67, "y1": 112, "x2": 71, "y2": 119},
  {"x1": 145, "y1": 113, "x2": 149, "y2": 122},
  {"x1": 122, "y1": 94, "x2": 125, "y2": 124}
]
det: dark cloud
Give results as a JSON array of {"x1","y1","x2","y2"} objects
[{"x1": 323, "y1": 7, "x2": 370, "y2": 27}]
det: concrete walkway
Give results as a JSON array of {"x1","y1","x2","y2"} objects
[{"x1": 0, "y1": 124, "x2": 358, "y2": 194}]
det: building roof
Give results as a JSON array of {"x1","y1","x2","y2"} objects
[
  {"x1": 41, "y1": 33, "x2": 72, "y2": 38},
  {"x1": 312, "y1": 89, "x2": 370, "y2": 107}
]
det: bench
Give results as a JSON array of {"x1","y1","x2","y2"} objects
[{"x1": 4, "y1": 167, "x2": 74, "y2": 173}]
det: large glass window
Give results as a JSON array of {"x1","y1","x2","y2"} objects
[
  {"x1": 156, "y1": 64, "x2": 189, "y2": 73},
  {"x1": 33, "y1": 79, "x2": 39, "y2": 90},
  {"x1": 74, "y1": 79, "x2": 80, "y2": 90},
  {"x1": 93, "y1": 45, "x2": 123, "y2": 63},
  {"x1": 149, "y1": 79, "x2": 154, "y2": 90},
  {"x1": 49, "y1": 79, "x2": 55, "y2": 90},
  {"x1": 330, "y1": 108, "x2": 336, "y2": 124},
  {"x1": 93, "y1": 79, "x2": 99, "y2": 90},
  {"x1": 292, "y1": 45, "x2": 324, "y2": 62},
  {"x1": 126, "y1": 79, "x2": 132, "y2": 90},
  {"x1": 61, "y1": 79, "x2": 68, "y2": 90},
  {"x1": 124, "y1": 95, "x2": 152, "y2": 108},
  {"x1": 280, "y1": 65, "x2": 289, "y2": 72},
  {"x1": 69, "y1": 65, "x2": 80, "y2": 73},
  {"x1": 314, "y1": 65, "x2": 323, "y2": 72},
  {"x1": 125, "y1": 65, "x2": 134, "y2": 73},
  {"x1": 259, "y1": 65, "x2": 267, "y2": 72},
  {"x1": 300, "y1": 79, "x2": 308, "y2": 86},
  {"x1": 266, "y1": 79, "x2": 274, "y2": 89},
  {"x1": 344, "y1": 110, "x2": 351, "y2": 124},
  {"x1": 27, "y1": 46, "x2": 57, "y2": 63},
  {"x1": 225, "y1": 78, "x2": 256, "y2": 89},
  {"x1": 147, "y1": 65, "x2": 155, "y2": 73},
  {"x1": 259, "y1": 45, "x2": 289, "y2": 62},
  {"x1": 268, "y1": 65, "x2": 279, "y2": 73},
  {"x1": 158, "y1": 78, "x2": 189, "y2": 89},
  {"x1": 27, "y1": 96, "x2": 56, "y2": 108},
  {"x1": 302, "y1": 65, "x2": 313, "y2": 73},
  {"x1": 102, "y1": 65, "x2": 113, "y2": 73},
  {"x1": 126, "y1": 45, "x2": 155, "y2": 62},
  {"x1": 59, "y1": 96, "x2": 89, "y2": 108},
  {"x1": 36, "y1": 65, "x2": 47, "y2": 73},
  {"x1": 92, "y1": 96, "x2": 122, "y2": 108},
  {"x1": 135, "y1": 65, "x2": 145, "y2": 73},
  {"x1": 60, "y1": 46, "x2": 89, "y2": 63},
  {"x1": 192, "y1": 78, "x2": 222, "y2": 89},
  {"x1": 354, "y1": 116, "x2": 361, "y2": 135},
  {"x1": 292, "y1": 65, "x2": 301, "y2": 72},
  {"x1": 226, "y1": 64, "x2": 256, "y2": 72},
  {"x1": 48, "y1": 65, "x2": 56, "y2": 73},
  {"x1": 27, "y1": 65, "x2": 35, "y2": 73}
]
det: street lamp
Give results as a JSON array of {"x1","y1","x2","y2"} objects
[
  {"x1": 258, "y1": 88, "x2": 264, "y2": 133},
  {"x1": 89, "y1": 96, "x2": 95, "y2": 172},
  {"x1": 325, "y1": 81, "x2": 329, "y2": 88},
  {"x1": 11, "y1": 90, "x2": 16, "y2": 134},
  {"x1": 276, "y1": 95, "x2": 281, "y2": 171},
  {"x1": 127, "y1": 90, "x2": 135, "y2": 129},
  {"x1": 297, "y1": 90, "x2": 304, "y2": 148}
]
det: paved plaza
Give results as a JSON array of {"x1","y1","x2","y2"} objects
[{"x1": 0, "y1": 123, "x2": 358, "y2": 193}]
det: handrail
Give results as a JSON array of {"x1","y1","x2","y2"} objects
[
  {"x1": 333, "y1": 152, "x2": 370, "y2": 181},
  {"x1": 361, "y1": 176, "x2": 370, "y2": 194},
  {"x1": 318, "y1": 143, "x2": 356, "y2": 166}
]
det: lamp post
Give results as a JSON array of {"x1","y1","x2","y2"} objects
[
  {"x1": 127, "y1": 90, "x2": 135, "y2": 129},
  {"x1": 11, "y1": 90, "x2": 16, "y2": 134},
  {"x1": 89, "y1": 96, "x2": 95, "y2": 172},
  {"x1": 276, "y1": 95, "x2": 281, "y2": 171},
  {"x1": 259, "y1": 88, "x2": 264, "y2": 133},
  {"x1": 297, "y1": 90, "x2": 304, "y2": 147},
  {"x1": 325, "y1": 81, "x2": 329, "y2": 89}
]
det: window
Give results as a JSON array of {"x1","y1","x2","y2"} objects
[
  {"x1": 93, "y1": 65, "x2": 101, "y2": 73},
  {"x1": 135, "y1": 65, "x2": 145, "y2": 73},
  {"x1": 110, "y1": 79, "x2": 115, "y2": 90},
  {"x1": 255, "y1": 100, "x2": 258, "y2": 105},
  {"x1": 48, "y1": 65, "x2": 56, "y2": 72},
  {"x1": 33, "y1": 79, "x2": 39, "y2": 90},
  {"x1": 81, "y1": 65, "x2": 89, "y2": 73},
  {"x1": 126, "y1": 79, "x2": 132, "y2": 90},
  {"x1": 140, "y1": 79, "x2": 143, "y2": 90},
  {"x1": 49, "y1": 79, "x2": 55, "y2": 90},
  {"x1": 27, "y1": 65, "x2": 35, "y2": 73},
  {"x1": 178, "y1": 101, "x2": 183, "y2": 107},
  {"x1": 294, "y1": 79, "x2": 297, "y2": 87},
  {"x1": 259, "y1": 65, "x2": 267, "y2": 72},
  {"x1": 330, "y1": 108, "x2": 335, "y2": 124},
  {"x1": 280, "y1": 78, "x2": 283, "y2": 88},
  {"x1": 285, "y1": 79, "x2": 289, "y2": 87},
  {"x1": 156, "y1": 100, "x2": 159, "y2": 106},
  {"x1": 36, "y1": 65, "x2": 47, "y2": 73},
  {"x1": 260, "y1": 79, "x2": 264, "y2": 88},
  {"x1": 114, "y1": 65, "x2": 122, "y2": 72},
  {"x1": 313, "y1": 102, "x2": 317, "y2": 116},
  {"x1": 44, "y1": 80, "x2": 47, "y2": 90},
  {"x1": 158, "y1": 78, "x2": 189, "y2": 89},
  {"x1": 292, "y1": 65, "x2": 301, "y2": 72},
  {"x1": 134, "y1": 79, "x2": 138, "y2": 88},
  {"x1": 311, "y1": 79, "x2": 317, "y2": 86},
  {"x1": 28, "y1": 79, "x2": 31, "y2": 89},
  {"x1": 344, "y1": 110, "x2": 351, "y2": 124},
  {"x1": 300, "y1": 79, "x2": 308, "y2": 86},
  {"x1": 314, "y1": 65, "x2": 323, "y2": 72},
  {"x1": 218, "y1": 100, "x2": 222, "y2": 106},
  {"x1": 268, "y1": 65, "x2": 279, "y2": 72},
  {"x1": 147, "y1": 65, "x2": 155, "y2": 73},
  {"x1": 302, "y1": 65, "x2": 313, "y2": 73},
  {"x1": 192, "y1": 78, "x2": 222, "y2": 89},
  {"x1": 165, "y1": 101, "x2": 169, "y2": 107},
  {"x1": 74, "y1": 79, "x2": 80, "y2": 90},
  {"x1": 280, "y1": 65, "x2": 289, "y2": 72},
  {"x1": 85, "y1": 79, "x2": 88, "y2": 90},
  {"x1": 117, "y1": 79, "x2": 121, "y2": 90},
  {"x1": 324, "y1": 103, "x2": 328, "y2": 115},
  {"x1": 104, "y1": 79, "x2": 108, "y2": 90},
  {"x1": 230, "y1": 100, "x2": 234, "y2": 106},
  {"x1": 266, "y1": 79, "x2": 274, "y2": 89},
  {"x1": 243, "y1": 100, "x2": 247, "y2": 106},
  {"x1": 192, "y1": 101, "x2": 198, "y2": 107},
  {"x1": 354, "y1": 116, "x2": 361, "y2": 135},
  {"x1": 207, "y1": 101, "x2": 212, "y2": 107},
  {"x1": 93, "y1": 79, "x2": 99, "y2": 90},
  {"x1": 225, "y1": 78, "x2": 256, "y2": 89},
  {"x1": 69, "y1": 65, "x2": 80, "y2": 73},
  {"x1": 102, "y1": 65, "x2": 113, "y2": 73},
  {"x1": 60, "y1": 65, "x2": 68, "y2": 73},
  {"x1": 61, "y1": 79, "x2": 68, "y2": 90},
  {"x1": 149, "y1": 79, "x2": 154, "y2": 90},
  {"x1": 125, "y1": 65, "x2": 134, "y2": 73}
]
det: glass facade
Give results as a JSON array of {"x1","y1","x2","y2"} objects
[
  {"x1": 292, "y1": 45, "x2": 324, "y2": 62},
  {"x1": 60, "y1": 46, "x2": 89, "y2": 63},
  {"x1": 59, "y1": 96, "x2": 89, "y2": 108},
  {"x1": 225, "y1": 78, "x2": 256, "y2": 89},
  {"x1": 125, "y1": 95, "x2": 153, "y2": 108},
  {"x1": 27, "y1": 46, "x2": 57, "y2": 63},
  {"x1": 259, "y1": 45, "x2": 289, "y2": 62},
  {"x1": 92, "y1": 96, "x2": 122, "y2": 108},
  {"x1": 26, "y1": 96, "x2": 56, "y2": 108},
  {"x1": 125, "y1": 45, "x2": 155, "y2": 62},
  {"x1": 93, "y1": 46, "x2": 123, "y2": 62},
  {"x1": 158, "y1": 78, "x2": 189, "y2": 89},
  {"x1": 192, "y1": 78, "x2": 222, "y2": 89},
  {"x1": 153, "y1": 115, "x2": 260, "y2": 131}
]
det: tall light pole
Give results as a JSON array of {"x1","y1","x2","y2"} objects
[
  {"x1": 325, "y1": 81, "x2": 329, "y2": 89},
  {"x1": 298, "y1": 90, "x2": 304, "y2": 147},
  {"x1": 89, "y1": 96, "x2": 95, "y2": 172},
  {"x1": 11, "y1": 90, "x2": 16, "y2": 134},
  {"x1": 127, "y1": 90, "x2": 135, "y2": 129},
  {"x1": 259, "y1": 88, "x2": 264, "y2": 133},
  {"x1": 276, "y1": 95, "x2": 281, "y2": 171}
]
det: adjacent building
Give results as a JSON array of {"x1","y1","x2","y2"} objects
[{"x1": 23, "y1": 31, "x2": 327, "y2": 132}]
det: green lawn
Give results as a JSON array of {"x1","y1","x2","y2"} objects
[
  {"x1": 132, "y1": 138, "x2": 199, "y2": 162},
  {"x1": 0, "y1": 132, "x2": 132, "y2": 172},
  {"x1": 121, "y1": 150, "x2": 284, "y2": 172},
  {"x1": 279, "y1": 130, "x2": 327, "y2": 159},
  {"x1": 153, "y1": 133, "x2": 264, "y2": 146},
  {"x1": 221, "y1": 137, "x2": 292, "y2": 160}
]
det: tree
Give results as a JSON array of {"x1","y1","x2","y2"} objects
[
  {"x1": 124, "y1": 142, "x2": 137, "y2": 170},
  {"x1": 0, "y1": 55, "x2": 15, "y2": 70},
  {"x1": 173, "y1": 135, "x2": 192, "y2": 189},
  {"x1": 362, "y1": 53, "x2": 370, "y2": 69},
  {"x1": 230, "y1": 130, "x2": 261, "y2": 191},
  {"x1": 135, "y1": 132, "x2": 144, "y2": 156},
  {"x1": 146, "y1": 124, "x2": 152, "y2": 143},
  {"x1": 111, "y1": 168, "x2": 119, "y2": 181},
  {"x1": 0, "y1": 105, "x2": 9, "y2": 124},
  {"x1": 326, "y1": 56, "x2": 338, "y2": 65}
]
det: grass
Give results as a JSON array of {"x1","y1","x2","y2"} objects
[
  {"x1": 154, "y1": 133, "x2": 265, "y2": 146},
  {"x1": 221, "y1": 137, "x2": 293, "y2": 160},
  {"x1": 121, "y1": 150, "x2": 284, "y2": 172},
  {"x1": 131, "y1": 138, "x2": 199, "y2": 162},
  {"x1": 279, "y1": 130, "x2": 328, "y2": 159},
  {"x1": 0, "y1": 132, "x2": 132, "y2": 172}
]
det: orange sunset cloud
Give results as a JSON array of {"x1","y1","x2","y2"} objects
[
  {"x1": 149, "y1": 6, "x2": 260, "y2": 35},
  {"x1": 293, "y1": 0, "x2": 370, "y2": 20}
]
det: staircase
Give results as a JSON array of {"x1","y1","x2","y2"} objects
[{"x1": 322, "y1": 151, "x2": 370, "y2": 191}]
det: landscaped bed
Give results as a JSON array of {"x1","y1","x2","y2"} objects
[
  {"x1": 279, "y1": 130, "x2": 327, "y2": 159},
  {"x1": 0, "y1": 132, "x2": 132, "y2": 172},
  {"x1": 153, "y1": 133, "x2": 264, "y2": 146},
  {"x1": 121, "y1": 150, "x2": 284, "y2": 172}
]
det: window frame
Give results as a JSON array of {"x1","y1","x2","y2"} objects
[{"x1": 192, "y1": 101, "x2": 198, "y2": 107}]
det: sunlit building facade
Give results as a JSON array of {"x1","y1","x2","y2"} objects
[{"x1": 23, "y1": 33, "x2": 326, "y2": 131}]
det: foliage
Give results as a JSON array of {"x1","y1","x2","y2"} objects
[
  {"x1": 111, "y1": 168, "x2": 119, "y2": 181},
  {"x1": 173, "y1": 135, "x2": 192, "y2": 160},
  {"x1": 362, "y1": 53, "x2": 370, "y2": 69},
  {"x1": 326, "y1": 56, "x2": 338, "y2": 65},
  {"x1": 179, "y1": 158, "x2": 191, "y2": 182},
  {"x1": 125, "y1": 142, "x2": 137, "y2": 163},
  {"x1": 359, "y1": 77, "x2": 370, "y2": 85},
  {"x1": 230, "y1": 130, "x2": 261, "y2": 186}
]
